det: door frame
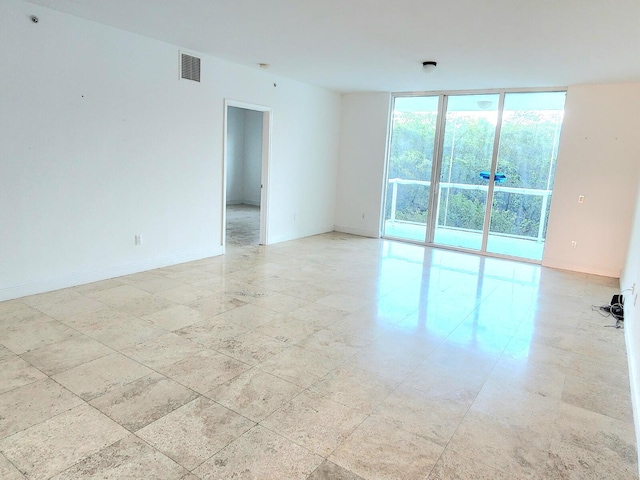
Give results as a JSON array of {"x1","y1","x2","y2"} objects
[{"x1": 222, "y1": 99, "x2": 273, "y2": 250}]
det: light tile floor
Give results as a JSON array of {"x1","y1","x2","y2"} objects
[
  {"x1": 0, "y1": 233, "x2": 637, "y2": 479},
  {"x1": 226, "y1": 204, "x2": 260, "y2": 246}
]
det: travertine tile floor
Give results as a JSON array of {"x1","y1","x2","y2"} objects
[
  {"x1": 0, "y1": 233, "x2": 637, "y2": 479},
  {"x1": 226, "y1": 204, "x2": 260, "y2": 247}
]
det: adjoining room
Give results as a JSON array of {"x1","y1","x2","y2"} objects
[{"x1": 225, "y1": 106, "x2": 265, "y2": 247}]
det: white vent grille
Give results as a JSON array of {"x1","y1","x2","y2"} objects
[{"x1": 181, "y1": 53, "x2": 201, "y2": 82}]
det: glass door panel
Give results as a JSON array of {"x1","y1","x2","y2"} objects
[
  {"x1": 486, "y1": 92, "x2": 565, "y2": 260},
  {"x1": 383, "y1": 96, "x2": 439, "y2": 242},
  {"x1": 434, "y1": 94, "x2": 500, "y2": 251}
]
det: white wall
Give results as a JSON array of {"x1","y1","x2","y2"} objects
[
  {"x1": 334, "y1": 93, "x2": 391, "y2": 237},
  {"x1": 622, "y1": 184, "x2": 640, "y2": 467},
  {"x1": 226, "y1": 107, "x2": 246, "y2": 204},
  {"x1": 0, "y1": 0, "x2": 340, "y2": 301},
  {"x1": 226, "y1": 107, "x2": 262, "y2": 206},
  {"x1": 243, "y1": 109, "x2": 263, "y2": 206},
  {"x1": 544, "y1": 83, "x2": 640, "y2": 277}
]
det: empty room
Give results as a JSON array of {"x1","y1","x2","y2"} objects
[{"x1": 2, "y1": 1, "x2": 640, "y2": 479}]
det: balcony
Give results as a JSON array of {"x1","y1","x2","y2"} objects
[{"x1": 384, "y1": 178, "x2": 552, "y2": 261}]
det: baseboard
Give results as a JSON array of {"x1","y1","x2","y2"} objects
[
  {"x1": 268, "y1": 225, "x2": 335, "y2": 245},
  {"x1": 541, "y1": 257, "x2": 620, "y2": 278},
  {"x1": 0, "y1": 246, "x2": 223, "y2": 302},
  {"x1": 226, "y1": 201, "x2": 260, "y2": 207},
  {"x1": 334, "y1": 225, "x2": 380, "y2": 239}
]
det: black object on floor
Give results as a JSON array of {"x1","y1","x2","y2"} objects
[{"x1": 600, "y1": 294, "x2": 624, "y2": 322}]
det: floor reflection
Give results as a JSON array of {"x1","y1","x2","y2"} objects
[{"x1": 378, "y1": 240, "x2": 541, "y2": 354}]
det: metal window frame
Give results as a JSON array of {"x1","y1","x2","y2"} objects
[{"x1": 381, "y1": 87, "x2": 567, "y2": 264}]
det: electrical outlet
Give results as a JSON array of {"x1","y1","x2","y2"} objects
[
  {"x1": 135, "y1": 234, "x2": 142, "y2": 246},
  {"x1": 578, "y1": 195, "x2": 585, "y2": 204},
  {"x1": 362, "y1": 213, "x2": 365, "y2": 219},
  {"x1": 571, "y1": 240, "x2": 577, "y2": 248}
]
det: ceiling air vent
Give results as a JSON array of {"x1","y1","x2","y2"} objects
[{"x1": 181, "y1": 53, "x2": 201, "y2": 82}]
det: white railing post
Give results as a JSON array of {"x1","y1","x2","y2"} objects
[
  {"x1": 537, "y1": 191, "x2": 550, "y2": 243},
  {"x1": 390, "y1": 179, "x2": 398, "y2": 223}
]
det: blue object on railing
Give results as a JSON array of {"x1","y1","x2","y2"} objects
[{"x1": 479, "y1": 171, "x2": 506, "y2": 183}]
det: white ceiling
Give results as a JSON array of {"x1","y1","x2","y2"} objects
[{"x1": 24, "y1": 0, "x2": 640, "y2": 93}]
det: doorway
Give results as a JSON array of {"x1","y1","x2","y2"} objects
[
  {"x1": 223, "y1": 101, "x2": 271, "y2": 248},
  {"x1": 382, "y1": 90, "x2": 565, "y2": 262}
]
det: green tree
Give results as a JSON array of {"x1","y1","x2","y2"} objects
[{"x1": 386, "y1": 106, "x2": 563, "y2": 240}]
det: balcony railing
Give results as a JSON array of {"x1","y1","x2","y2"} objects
[{"x1": 387, "y1": 178, "x2": 552, "y2": 243}]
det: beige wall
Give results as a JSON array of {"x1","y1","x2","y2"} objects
[
  {"x1": 543, "y1": 83, "x2": 640, "y2": 276},
  {"x1": 334, "y1": 93, "x2": 391, "y2": 237}
]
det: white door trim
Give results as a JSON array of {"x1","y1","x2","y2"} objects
[{"x1": 222, "y1": 99, "x2": 273, "y2": 250}]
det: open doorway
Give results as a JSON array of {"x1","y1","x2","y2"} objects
[{"x1": 223, "y1": 101, "x2": 271, "y2": 248}]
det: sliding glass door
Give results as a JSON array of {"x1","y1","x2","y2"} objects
[
  {"x1": 486, "y1": 92, "x2": 565, "y2": 260},
  {"x1": 382, "y1": 90, "x2": 566, "y2": 262},
  {"x1": 383, "y1": 96, "x2": 439, "y2": 242},
  {"x1": 434, "y1": 94, "x2": 499, "y2": 251}
]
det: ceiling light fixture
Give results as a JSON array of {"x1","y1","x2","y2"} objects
[
  {"x1": 258, "y1": 63, "x2": 270, "y2": 70},
  {"x1": 422, "y1": 61, "x2": 437, "y2": 72}
]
